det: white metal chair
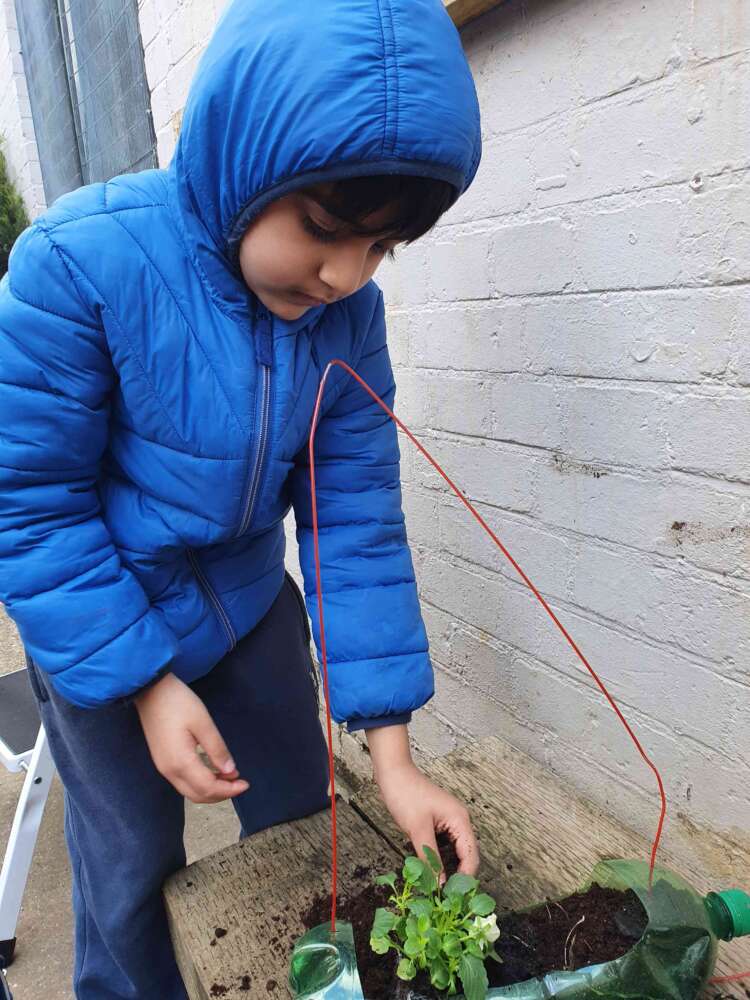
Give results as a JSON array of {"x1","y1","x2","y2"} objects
[{"x1": 0, "y1": 669, "x2": 54, "y2": 968}]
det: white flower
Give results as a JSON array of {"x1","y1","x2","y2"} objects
[{"x1": 471, "y1": 914, "x2": 500, "y2": 945}]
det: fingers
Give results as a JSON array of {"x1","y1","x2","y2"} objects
[
  {"x1": 193, "y1": 715, "x2": 238, "y2": 777},
  {"x1": 410, "y1": 829, "x2": 447, "y2": 886},
  {"x1": 169, "y1": 744, "x2": 250, "y2": 803},
  {"x1": 450, "y1": 809, "x2": 480, "y2": 876},
  {"x1": 168, "y1": 727, "x2": 249, "y2": 804}
]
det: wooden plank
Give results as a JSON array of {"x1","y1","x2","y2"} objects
[
  {"x1": 165, "y1": 735, "x2": 750, "y2": 998},
  {"x1": 351, "y1": 737, "x2": 750, "y2": 993},
  {"x1": 445, "y1": 0, "x2": 503, "y2": 29},
  {"x1": 163, "y1": 801, "x2": 401, "y2": 1000}
]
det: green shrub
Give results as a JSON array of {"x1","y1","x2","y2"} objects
[{"x1": 0, "y1": 142, "x2": 30, "y2": 278}]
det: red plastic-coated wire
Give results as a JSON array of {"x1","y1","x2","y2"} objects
[
  {"x1": 308, "y1": 358, "x2": 670, "y2": 930},
  {"x1": 709, "y1": 971, "x2": 750, "y2": 984},
  {"x1": 308, "y1": 366, "x2": 340, "y2": 933}
]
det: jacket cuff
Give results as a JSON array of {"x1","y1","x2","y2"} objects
[
  {"x1": 118, "y1": 664, "x2": 174, "y2": 708},
  {"x1": 346, "y1": 712, "x2": 412, "y2": 733}
]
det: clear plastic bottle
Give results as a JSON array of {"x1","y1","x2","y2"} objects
[{"x1": 289, "y1": 860, "x2": 750, "y2": 1000}]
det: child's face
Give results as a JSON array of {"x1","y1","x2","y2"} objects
[{"x1": 238, "y1": 190, "x2": 400, "y2": 320}]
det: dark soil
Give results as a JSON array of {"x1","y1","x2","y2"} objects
[{"x1": 302, "y1": 835, "x2": 648, "y2": 999}]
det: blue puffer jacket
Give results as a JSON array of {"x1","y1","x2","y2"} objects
[{"x1": 0, "y1": 0, "x2": 480, "y2": 720}]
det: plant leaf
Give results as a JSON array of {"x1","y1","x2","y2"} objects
[
  {"x1": 422, "y1": 844, "x2": 443, "y2": 874},
  {"x1": 464, "y1": 939, "x2": 485, "y2": 959},
  {"x1": 487, "y1": 948, "x2": 503, "y2": 964},
  {"x1": 430, "y1": 958, "x2": 451, "y2": 991},
  {"x1": 443, "y1": 933, "x2": 462, "y2": 958},
  {"x1": 369, "y1": 935, "x2": 391, "y2": 955},
  {"x1": 404, "y1": 936, "x2": 424, "y2": 959},
  {"x1": 425, "y1": 927, "x2": 442, "y2": 959},
  {"x1": 417, "y1": 914, "x2": 431, "y2": 936},
  {"x1": 459, "y1": 952, "x2": 489, "y2": 1000},
  {"x1": 397, "y1": 958, "x2": 417, "y2": 981},
  {"x1": 470, "y1": 894, "x2": 496, "y2": 916},
  {"x1": 444, "y1": 873, "x2": 478, "y2": 899},
  {"x1": 404, "y1": 856, "x2": 426, "y2": 884},
  {"x1": 418, "y1": 864, "x2": 438, "y2": 896},
  {"x1": 375, "y1": 872, "x2": 398, "y2": 889},
  {"x1": 371, "y1": 908, "x2": 396, "y2": 938},
  {"x1": 408, "y1": 898, "x2": 433, "y2": 919}
]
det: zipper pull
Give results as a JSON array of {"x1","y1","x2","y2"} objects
[{"x1": 255, "y1": 305, "x2": 273, "y2": 367}]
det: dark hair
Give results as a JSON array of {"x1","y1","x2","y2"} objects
[{"x1": 304, "y1": 174, "x2": 456, "y2": 244}]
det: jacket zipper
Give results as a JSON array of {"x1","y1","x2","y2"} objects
[
  {"x1": 237, "y1": 304, "x2": 273, "y2": 537},
  {"x1": 187, "y1": 547, "x2": 236, "y2": 650},
  {"x1": 187, "y1": 305, "x2": 273, "y2": 652}
]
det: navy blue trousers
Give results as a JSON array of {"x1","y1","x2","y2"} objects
[{"x1": 26, "y1": 573, "x2": 330, "y2": 999}]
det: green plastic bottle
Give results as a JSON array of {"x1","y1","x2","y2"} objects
[{"x1": 289, "y1": 860, "x2": 750, "y2": 1000}]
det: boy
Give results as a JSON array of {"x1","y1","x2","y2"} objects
[{"x1": 0, "y1": 0, "x2": 482, "y2": 996}]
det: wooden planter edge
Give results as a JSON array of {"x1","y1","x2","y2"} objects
[{"x1": 445, "y1": 0, "x2": 503, "y2": 28}]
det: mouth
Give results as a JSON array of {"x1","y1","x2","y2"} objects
[{"x1": 288, "y1": 290, "x2": 330, "y2": 307}]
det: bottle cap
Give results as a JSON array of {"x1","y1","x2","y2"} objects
[{"x1": 716, "y1": 889, "x2": 750, "y2": 939}]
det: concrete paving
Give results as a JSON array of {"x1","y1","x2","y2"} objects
[{"x1": 0, "y1": 610, "x2": 241, "y2": 999}]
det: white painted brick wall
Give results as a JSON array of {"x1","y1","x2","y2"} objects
[
  {"x1": 137, "y1": 0, "x2": 750, "y2": 862},
  {"x1": 0, "y1": 0, "x2": 45, "y2": 219},
  {"x1": 381, "y1": 0, "x2": 750, "y2": 861}
]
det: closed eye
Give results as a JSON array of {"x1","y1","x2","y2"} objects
[
  {"x1": 302, "y1": 216, "x2": 339, "y2": 243},
  {"x1": 303, "y1": 214, "x2": 398, "y2": 259}
]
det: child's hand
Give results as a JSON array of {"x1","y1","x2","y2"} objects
[
  {"x1": 376, "y1": 761, "x2": 480, "y2": 878},
  {"x1": 365, "y1": 724, "x2": 479, "y2": 877},
  {"x1": 134, "y1": 672, "x2": 250, "y2": 803}
]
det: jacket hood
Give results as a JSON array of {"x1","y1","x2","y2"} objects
[{"x1": 168, "y1": 0, "x2": 481, "y2": 267}]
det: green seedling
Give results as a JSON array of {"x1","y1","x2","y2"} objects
[{"x1": 369, "y1": 845, "x2": 501, "y2": 999}]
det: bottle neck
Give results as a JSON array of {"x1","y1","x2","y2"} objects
[{"x1": 705, "y1": 890, "x2": 750, "y2": 941}]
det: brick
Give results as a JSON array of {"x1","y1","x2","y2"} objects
[
  {"x1": 560, "y1": 383, "x2": 668, "y2": 468},
  {"x1": 138, "y1": 0, "x2": 160, "y2": 48},
  {"x1": 408, "y1": 436, "x2": 537, "y2": 514},
  {"x1": 408, "y1": 705, "x2": 460, "y2": 757},
  {"x1": 383, "y1": 310, "x2": 409, "y2": 369},
  {"x1": 490, "y1": 218, "x2": 577, "y2": 296},
  {"x1": 402, "y1": 488, "x2": 440, "y2": 551},
  {"x1": 189, "y1": 1, "x2": 218, "y2": 49},
  {"x1": 439, "y1": 500, "x2": 572, "y2": 599},
  {"x1": 529, "y1": 604, "x2": 746, "y2": 750},
  {"x1": 684, "y1": 178, "x2": 750, "y2": 286},
  {"x1": 466, "y1": 6, "x2": 579, "y2": 135},
  {"x1": 166, "y1": 50, "x2": 202, "y2": 117},
  {"x1": 408, "y1": 302, "x2": 525, "y2": 374},
  {"x1": 570, "y1": 0, "x2": 690, "y2": 102},
  {"x1": 665, "y1": 390, "x2": 750, "y2": 480},
  {"x1": 166, "y1": 7, "x2": 194, "y2": 65},
  {"x1": 491, "y1": 377, "x2": 562, "y2": 449},
  {"x1": 729, "y1": 287, "x2": 750, "y2": 385},
  {"x1": 418, "y1": 552, "x2": 545, "y2": 660},
  {"x1": 426, "y1": 373, "x2": 492, "y2": 438},
  {"x1": 378, "y1": 243, "x2": 431, "y2": 308},
  {"x1": 149, "y1": 80, "x2": 171, "y2": 134},
  {"x1": 692, "y1": 0, "x2": 750, "y2": 61},
  {"x1": 574, "y1": 198, "x2": 683, "y2": 290},
  {"x1": 570, "y1": 542, "x2": 750, "y2": 665},
  {"x1": 522, "y1": 289, "x2": 736, "y2": 384},
  {"x1": 143, "y1": 28, "x2": 170, "y2": 89},
  {"x1": 156, "y1": 124, "x2": 176, "y2": 169},
  {"x1": 392, "y1": 369, "x2": 431, "y2": 431},
  {"x1": 532, "y1": 60, "x2": 750, "y2": 210},
  {"x1": 429, "y1": 232, "x2": 492, "y2": 301},
  {"x1": 442, "y1": 131, "x2": 534, "y2": 223}
]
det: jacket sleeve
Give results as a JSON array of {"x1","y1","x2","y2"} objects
[
  {"x1": 0, "y1": 223, "x2": 179, "y2": 708},
  {"x1": 291, "y1": 292, "x2": 434, "y2": 729}
]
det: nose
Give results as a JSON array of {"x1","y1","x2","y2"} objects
[{"x1": 318, "y1": 243, "x2": 369, "y2": 300}]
